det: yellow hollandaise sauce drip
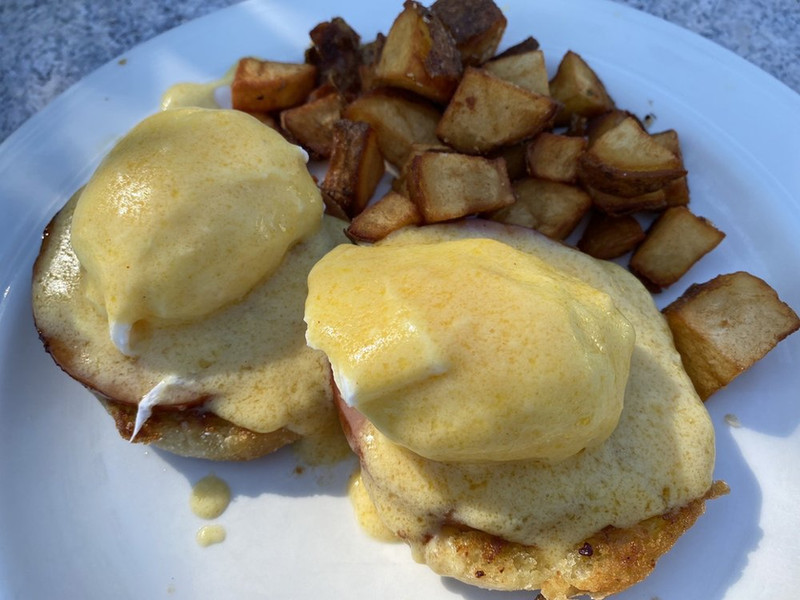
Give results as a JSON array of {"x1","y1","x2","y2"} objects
[
  {"x1": 196, "y1": 525, "x2": 226, "y2": 547},
  {"x1": 348, "y1": 470, "x2": 399, "y2": 542},
  {"x1": 160, "y1": 66, "x2": 235, "y2": 110},
  {"x1": 306, "y1": 238, "x2": 635, "y2": 463},
  {"x1": 70, "y1": 107, "x2": 323, "y2": 356}
]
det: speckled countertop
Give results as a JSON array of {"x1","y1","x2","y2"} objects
[{"x1": 0, "y1": 0, "x2": 798, "y2": 143}]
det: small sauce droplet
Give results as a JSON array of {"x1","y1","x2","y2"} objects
[
  {"x1": 196, "y1": 524, "x2": 226, "y2": 547},
  {"x1": 190, "y1": 474, "x2": 231, "y2": 520}
]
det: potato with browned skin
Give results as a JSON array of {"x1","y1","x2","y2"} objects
[
  {"x1": 346, "y1": 191, "x2": 423, "y2": 243},
  {"x1": 630, "y1": 206, "x2": 725, "y2": 291},
  {"x1": 436, "y1": 67, "x2": 559, "y2": 154},
  {"x1": 431, "y1": 0, "x2": 507, "y2": 66},
  {"x1": 321, "y1": 119, "x2": 385, "y2": 219},
  {"x1": 231, "y1": 57, "x2": 317, "y2": 112},
  {"x1": 344, "y1": 89, "x2": 442, "y2": 168},
  {"x1": 407, "y1": 151, "x2": 515, "y2": 222},
  {"x1": 579, "y1": 117, "x2": 686, "y2": 197},
  {"x1": 374, "y1": 0, "x2": 463, "y2": 104},
  {"x1": 664, "y1": 272, "x2": 800, "y2": 400}
]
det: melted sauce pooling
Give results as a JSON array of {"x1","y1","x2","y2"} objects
[{"x1": 348, "y1": 470, "x2": 398, "y2": 542}]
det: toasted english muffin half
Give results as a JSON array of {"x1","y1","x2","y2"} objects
[
  {"x1": 32, "y1": 191, "x2": 348, "y2": 461},
  {"x1": 330, "y1": 219, "x2": 723, "y2": 599}
]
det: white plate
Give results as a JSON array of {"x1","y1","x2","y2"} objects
[{"x1": 2, "y1": 1, "x2": 799, "y2": 598}]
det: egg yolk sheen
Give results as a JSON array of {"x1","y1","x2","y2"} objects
[
  {"x1": 70, "y1": 107, "x2": 323, "y2": 356},
  {"x1": 305, "y1": 238, "x2": 636, "y2": 463}
]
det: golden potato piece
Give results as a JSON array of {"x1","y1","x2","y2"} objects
[
  {"x1": 231, "y1": 57, "x2": 317, "y2": 112},
  {"x1": 344, "y1": 89, "x2": 442, "y2": 168},
  {"x1": 408, "y1": 151, "x2": 514, "y2": 222},
  {"x1": 585, "y1": 109, "x2": 640, "y2": 147},
  {"x1": 490, "y1": 178, "x2": 591, "y2": 240},
  {"x1": 374, "y1": 0, "x2": 463, "y2": 104},
  {"x1": 526, "y1": 132, "x2": 586, "y2": 183},
  {"x1": 588, "y1": 186, "x2": 667, "y2": 216},
  {"x1": 484, "y1": 49, "x2": 549, "y2": 96},
  {"x1": 320, "y1": 119, "x2": 385, "y2": 219},
  {"x1": 549, "y1": 51, "x2": 615, "y2": 125},
  {"x1": 431, "y1": 0, "x2": 507, "y2": 66},
  {"x1": 280, "y1": 92, "x2": 344, "y2": 159},
  {"x1": 661, "y1": 176, "x2": 691, "y2": 208},
  {"x1": 346, "y1": 191, "x2": 423, "y2": 243},
  {"x1": 629, "y1": 206, "x2": 725, "y2": 292},
  {"x1": 436, "y1": 67, "x2": 559, "y2": 154},
  {"x1": 663, "y1": 272, "x2": 800, "y2": 400},
  {"x1": 577, "y1": 211, "x2": 645, "y2": 259},
  {"x1": 579, "y1": 117, "x2": 686, "y2": 197},
  {"x1": 651, "y1": 129, "x2": 691, "y2": 207},
  {"x1": 392, "y1": 143, "x2": 452, "y2": 196}
]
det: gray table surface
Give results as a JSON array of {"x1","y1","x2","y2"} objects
[{"x1": 1, "y1": 0, "x2": 798, "y2": 144}]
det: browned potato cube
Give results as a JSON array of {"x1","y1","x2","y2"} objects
[
  {"x1": 577, "y1": 211, "x2": 645, "y2": 259},
  {"x1": 280, "y1": 92, "x2": 344, "y2": 159},
  {"x1": 651, "y1": 129, "x2": 691, "y2": 206},
  {"x1": 549, "y1": 51, "x2": 615, "y2": 126},
  {"x1": 663, "y1": 272, "x2": 800, "y2": 400},
  {"x1": 436, "y1": 67, "x2": 559, "y2": 154},
  {"x1": 484, "y1": 49, "x2": 549, "y2": 96},
  {"x1": 490, "y1": 178, "x2": 591, "y2": 240},
  {"x1": 585, "y1": 109, "x2": 640, "y2": 147},
  {"x1": 320, "y1": 120, "x2": 385, "y2": 218},
  {"x1": 231, "y1": 57, "x2": 317, "y2": 112},
  {"x1": 661, "y1": 177, "x2": 691, "y2": 207},
  {"x1": 408, "y1": 151, "x2": 514, "y2": 222},
  {"x1": 344, "y1": 89, "x2": 442, "y2": 168},
  {"x1": 305, "y1": 17, "x2": 363, "y2": 99},
  {"x1": 431, "y1": 0, "x2": 507, "y2": 66},
  {"x1": 374, "y1": 0, "x2": 463, "y2": 104},
  {"x1": 650, "y1": 128, "x2": 683, "y2": 154},
  {"x1": 392, "y1": 143, "x2": 453, "y2": 196},
  {"x1": 588, "y1": 187, "x2": 667, "y2": 216},
  {"x1": 578, "y1": 117, "x2": 686, "y2": 197},
  {"x1": 359, "y1": 34, "x2": 386, "y2": 93},
  {"x1": 346, "y1": 191, "x2": 423, "y2": 242},
  {"x1": 526, "y1": 132, "x2": 586, "y2": 183},
  {"x1": 629, "y1": 206, "x2": 725, "y2": 291}
]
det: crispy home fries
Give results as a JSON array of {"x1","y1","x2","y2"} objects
[{"x1": 30, "y1": 0, "x2": 799, "y2": 597}]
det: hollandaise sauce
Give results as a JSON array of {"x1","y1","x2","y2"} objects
[
  {"x1": 306, "y1": 237, "x2": 635, "y2": 463},
  {"x1": 71, "y1": 107, "x2": 322, "y2": 357}
]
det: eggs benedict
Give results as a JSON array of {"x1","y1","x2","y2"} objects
[
  {"x1": 305, "y1": 219, "x2": 721, "y2": 599},
  {"x1": 32, "y1": 107, "x2": 348, "y2": 460}
]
